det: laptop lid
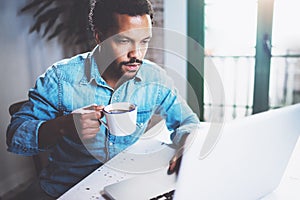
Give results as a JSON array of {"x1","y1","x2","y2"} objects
[
  {"x1": 102, "y1": 123, "x2": 177, "y2": 200},
  {"x1": 174, "y1": 104, "x2": 300, "y2": 200}
]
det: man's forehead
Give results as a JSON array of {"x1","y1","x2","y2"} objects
[
  {"x1": 115, "y1": 29, "x2": 152, "y2": 38},
  {"x1": 106, "y1": 13, "x2": 152, "y2": 40},
  {"x1": 112, "y1": 13, "x2": 152, "y2": 31}
]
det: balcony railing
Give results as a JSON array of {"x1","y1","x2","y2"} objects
[{"x1": 203, "y1": 53, "x2": 300, "y2": 122}]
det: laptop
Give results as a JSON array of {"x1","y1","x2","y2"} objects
[{"x1": 103, "y1": 103, "x2": 300, "y2": 200}]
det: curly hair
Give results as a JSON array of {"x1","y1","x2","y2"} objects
[{"x1": 89, "y1": 0, "x2": 154, "y2": 40}]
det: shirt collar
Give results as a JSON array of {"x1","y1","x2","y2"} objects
[{"x1": 79, "y1": 45, "x2": 106, "y2": 86}]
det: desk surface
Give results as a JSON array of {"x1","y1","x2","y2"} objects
[
  {"x1": 261, "y1": 137, "x2": 300, "y2": 200},
  {"x1": 58, "y1": 121, "x2": 300, "y2": 200},
  {"x1": 58, "y1": 120, "x2": 175, "y2": 200}
]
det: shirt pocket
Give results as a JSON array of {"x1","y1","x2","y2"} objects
[{"x1": 136, "y1": 108, "x2": 153, "y2": 128}]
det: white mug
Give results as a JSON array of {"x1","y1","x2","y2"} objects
[{"x1": 99, "y1": 102, "x2": 137, "y2": 136}]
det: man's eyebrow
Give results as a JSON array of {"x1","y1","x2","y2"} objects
[
  {"x1": 114, "y1": 34, "x2": 128, "y2": 39},
  {"x1": 143, "y1": 36, "x2": 152, "y2": 40},
  {"x1": 114, "y1": 35, "x2": 152, "y2": 41},
  {"x1": 114, "y1": 35, "x2": 133, "y2": 41}
]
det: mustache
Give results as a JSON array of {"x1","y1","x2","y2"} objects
[{"x1": 120, "y1": 58, "x2": 143, "y2": 66}]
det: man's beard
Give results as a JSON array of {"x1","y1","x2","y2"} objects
[
  {"x1": 119, "y1": 58, "x2": 143, "y2": 70},
  {"x1": 119, "y1": 57, "x2": 143, "y2": 76},
  {"x1": 110, "y1": 58, "x2": 143, "y2": 84}
]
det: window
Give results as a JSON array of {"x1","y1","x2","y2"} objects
[
  {"x1": 270, "y1": 0, "x2": 300, "y2": 107},
  {"x1": 203, "y1": 0, "x2": 257, "y2": 121},
  {"x1": 188, "y1": 0, "x2": 300, "y2": 121}
]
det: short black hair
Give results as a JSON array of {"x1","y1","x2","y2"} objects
[{"x1": 89, "y1": 0, "x2": 154, "y2": 39}]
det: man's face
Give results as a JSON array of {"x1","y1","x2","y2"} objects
[{"x1": 102, "y1": 13, "x2": 152, "y2": 80}]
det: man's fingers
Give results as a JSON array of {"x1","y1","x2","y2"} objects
[
  {"x1": 81, "y1": 132, "x2": 98, "y2": 140},
  {"x1": 167, "y1": 155, "x2": 178, "y2": 174},
  {"x1": 72, "y1": 109, "x2": 103, "y2": 140},
  {"x1": 168, "y1": 150, "x2": 183, "y2": 175},
  {"x1": 168, "y1": 161, "x2": 176, "y2": 174},
  {"x1": 78, "y1": 126, "x2": 100, "y2": 140},
  {"x1": 83, "y1": 105, "x2": 104, "y2": 112},
  {"x1": 77, "y1": 111, "x2": 101, "y2": 122},
  {"x1": 72, "y1": 104, "x2": 104, "y2": 114}
]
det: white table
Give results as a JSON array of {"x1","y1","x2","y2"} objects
[
  {"x1": 58, "y1": 121, "x2": 300, "y2": 200},
  {"x1": 261, "y1": 137, "x2": 300, "y2": 200},
  {"x1": 58, "y1": 120, "x2": 175, "y2": 200}
]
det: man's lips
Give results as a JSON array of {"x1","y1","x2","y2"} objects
[
  {"x1": 120, "y1": 58, "x2": 143, "y2": 72},
  {"x1": 124, "y1": 63, "x2": 140, "y2": 71}
]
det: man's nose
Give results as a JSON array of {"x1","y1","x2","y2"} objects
[{"x1": 128, "y1": 44, "x2": 142, "y2": 59}]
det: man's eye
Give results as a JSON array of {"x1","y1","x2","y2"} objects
[
  {"x1": 141, "y1": 40, "x2": 150, "y2": 45},
  {"x1": 118, "y1": 39, "x2": 129, "y2": 44}
]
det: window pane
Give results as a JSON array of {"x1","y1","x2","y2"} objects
[
  {"x1": 269, "y1": 57, "x2": 300, "y2": 107},
  {"x1": 270, "y1": 0, "x2": 300, "y2": 107},
  {"x1": 205, "y1": 0, "x2": 257, "y2": 56},
  {"x1": 204, "y1": 0, "x2": 257, "y2": 121},
  {"x1": 272, "y1": 0, "x2": 300, "y2": 56}
]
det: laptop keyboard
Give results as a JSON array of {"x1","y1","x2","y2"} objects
[{"x1": 149, "y1": 189, "x2": 175, "y2": 200}]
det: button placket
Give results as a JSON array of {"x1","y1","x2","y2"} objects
[
  {"x1": 111, "y1": 92, "x2": 120, "y2": 103},
  {"x1": 107, "y1": 133, "x2": 117, "y2": 159},
  {"x1": 111, "y1": 86, "x2": 124, "y2": 103}
]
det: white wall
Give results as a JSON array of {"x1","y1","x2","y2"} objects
[
  {"x1": 0, "y1": 0, "x2": 187, "y2": 196},
  {"x1": 0, "y1": 1, "x2": 63, "y2": 196},
  {"x1": 164, "y1": 0, "x2": 187, "y2": 99}
]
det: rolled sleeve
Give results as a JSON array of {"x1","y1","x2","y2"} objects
[
  {"x1": 7, "y1": 120, "x2": 45, "y2": 155},
  {"x1": 156, "y1": 77, "x2": 201, "y2": 147},
  {"x1": 6, "y1": 65, "x2": 60, "y2": 155},
  {"x1": 170, "y1": 117, "x2": 201, "y2": 146}
]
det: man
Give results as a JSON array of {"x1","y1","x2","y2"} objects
[{"x1": 7, "y1": 0, "x2": 200, "y2": 198}]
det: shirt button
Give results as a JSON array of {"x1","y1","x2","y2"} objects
[{"x1": 109, "y1": 142, "x2": 113, "y2": 146}]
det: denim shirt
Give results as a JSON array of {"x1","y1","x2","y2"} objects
[{"x1": 6, "y1": 45, "x2": 200, "y2": 197}]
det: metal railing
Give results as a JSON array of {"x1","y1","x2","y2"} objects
[{"x1": 203, "y1": 53, "x2": 300, "y2": 122}]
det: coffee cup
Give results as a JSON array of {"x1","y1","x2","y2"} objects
[{"x1": 99, "y1": 102, "x2": 137, "y2": 136}]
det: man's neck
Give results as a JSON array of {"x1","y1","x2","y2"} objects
[
  {"x1": 94, "y1": 46, "x2": 136, "y2": 89},
  {"x1": 94, "y1": 50, "x2": 118, "y2": 89},
  {"x1": 102, "y1": 69, "x2": 130, "y2": 90}
]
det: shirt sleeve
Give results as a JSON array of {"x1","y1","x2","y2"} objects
[
  {"x1": 155, "y1": 72, "x2": 201, "y2": 147},
  {"x1": 6, "y1": 66, "x2": 60, "y2": 155}
]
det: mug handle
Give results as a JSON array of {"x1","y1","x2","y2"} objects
[{"x1": 98, "y1": 119, "x2": 109, "y2": 130}]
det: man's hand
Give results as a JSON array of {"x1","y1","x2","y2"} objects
[
  {"x1": 167, "y1": 133, "x2": 190, "y2": 175},
  {"x1": 167, "y1": 131, "x2": 198, "y2": 175},
  {"x1": 38, "y1": 104, "x2": 104, "y2": 148},
  {"x1": 72, "y1": 104, "x2": 104, "y2": 140},
  {"x1": 168, "y1": 147, "x2": 184, "y2": 175}
]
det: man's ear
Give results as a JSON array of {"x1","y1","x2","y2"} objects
[{"x1": 94, "y1": 31, "x2": 101, "y2": 44}]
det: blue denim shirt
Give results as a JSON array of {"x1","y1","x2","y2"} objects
[{"x1": 7, "y1": 45, "x2": 200, "y2": 197}]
